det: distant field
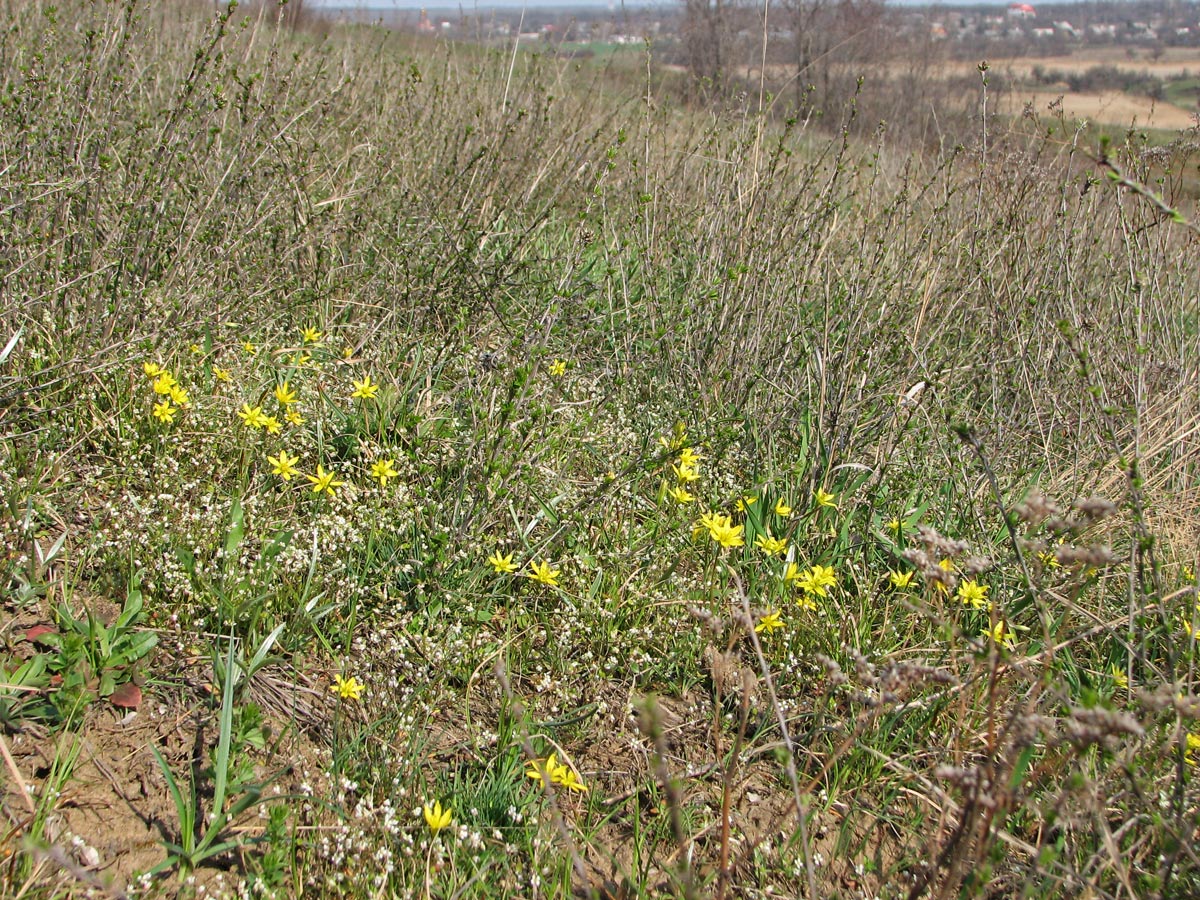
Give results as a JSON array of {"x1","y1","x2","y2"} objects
[
  {"x1": 1001, "y1": 88, "x2": 1197, "y2": 129},
  {"x1": 949, "y1": 46, "x2": 1200, "y2": 128},
  {"x1": 967, "y1": 45, "x2": 1200, "y2": 80}
]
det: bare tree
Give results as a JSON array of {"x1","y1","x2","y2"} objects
[{"x1": 681, "y1": 0, "x2": 732, "y2": 92}]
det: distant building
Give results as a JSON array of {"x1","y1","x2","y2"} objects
[{"x1": 1008, "y1": 3, "x2": 1036, "y2": 19}]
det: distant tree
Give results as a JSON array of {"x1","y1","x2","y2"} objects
[{"x1": 681, "y1": 0, "x2": 732, "y2": 91}]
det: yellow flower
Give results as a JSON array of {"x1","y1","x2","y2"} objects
[
  {"x1": 1110, "y1": 665, "x2": 1129, "y2": 690},
  {"x1": 735, "y1": 495, "x2": 758, "y2": 513},
  {"x1": 754, "y1": 534, "x2": 788, "y2": 557},
  {"x1": 285, "y1": 409, "x2": 304, "y2": 426},
  {"x1": 525, "y1": 753, "x2": 588, "y2": 793},
  {"x1": 692, "y1": 511, "x2": 720, "y2": 540},
  {"x1": 673, "y1": 462, "x2": 701, "y2": 483},
  {"x1": 934, "y1": 558, "x2": 956, "y2": 594},
  {"x1": 797, "y1": 564, "x2": 837, "y2": 598},
  {"x1": 796, "y1": 593, "x2": 817, "y2": 612},
  {"x1": 985, "y1": 621, "x2": 1016, "y2": 651},
  {"x1": 1184, "y1": 567, "x2": 1197, "y2": 586},
  {"x1": 302, "y1": 326, "x2": 323, "y2": 344},
  {"x1": 658, "y1": 422, "x2": 688, "y2": 452},
  {"x1": 774, "y1": 499, "x2": 792, "y2": 517},
  {"x1": 307, "y1": 464, "x2": 344, "y2": 498},
  {"x1": 678, "y1": 447, "x2": 702, "y2": 468},
  {"x1": 554, "y1": 765, "x2": 589, "y2": 793},
  {"x1": 668, "y1": 486, "x2": 694, "y2": 504},
  {"x1": 370, "y1": 458, "x2": 398, "y2": 487},
  {"x1": 342, "y1": 346, "x2": 355, "y2": 360},
  {"x1": 783, "y1": 561, "x2": 802, "y2": 586},
  {"x1": 886, "y1": 517, "x2": 903, "y2": 535},
  {"x1": 528, "y1": 560, "x2": 561, "y2": 587},
  {"x1": 213, "y1": 366, "x2": 232, "y2": 383},
  {"x1": 331, "y1": 673, "x2": 364, "y2": 701},
  {"x1": 957, "y1": 579, "x2": 989, "y2": 610},
  {"x1": 152, "y1": 372, "x2": 177, "y2": 395},
  {"x1": 189, "y1": 343, "x2": 202, "y2": 355},
  {"x1": 274, "y1": 381, "x2": 298, "y2": 406},
  {"x1": 755, "y1": 610, "x2": 785, "y2": 633},
  {"x1": 237, "y1": 404, "x2": 268, "y2": 429},
  {"x1": 242, "y1": 341, "x2": 257, "y2": 353},
  {"x1": 168, "y1": 384, "x2": 190, "y2": 407},
  {"x1": 263, "y1": 415, "x2": 282, "y2": 435},
  {"x1": 547, "y1": 359, "x2": 567, "y2": 377},
  {"x1": 350, "y1": 374, "x2": 379, "y2": 400},
  {"x1": 142, "y1": 361, "x2": 164, "y2": 378},
  {"x1": 1038, "y1": 550, "x2": 1061, "y2": 570},
  {"x1": 1187, "y1": 733, "x2": 1200, "y2": 766},
  {"x1": 888, "y1": 569, "x2": 915, "y2": 590},
  {"x1": 1182, "y1": 610, "x2": 1197, "y2": 639},
  {"x1": 267, "y1": 450, "x2": 300, "y2": 481},
  {"x1": 488, "y1": 551, "x2": 517, "y2": 575},
  {"x1": 423, "y1": 800, "x2": 453, "y2": 833},
  {"x1": 526, "y1": 752, "x2": 561, "y2": 786},
  {"x1": 815, "y1": 488, "x2": 837, "y2": 508},
  {"x1": 151, "y1": 400, "x2": 176, "y2": 424},
  {"x1": 702, "y1": 513, "x2": 744, "y2": 549}
]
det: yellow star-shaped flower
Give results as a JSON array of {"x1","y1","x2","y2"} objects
[
  {"x1": 422, "y1": 800, "x2": 453, "y2": 833},
  {"x1": 307, "y1": 464, "x2": 344, "y2": 498},
  {"x1": 370, "y1": 458, "x2": 398, "y2": 487},
  {"x1": 488, "y1": 551, "x2": 517, "y2": 575},
  {"x1": 527, "y1": 560, "x2": 561, "y2": 587},
  {"x1": 331, "y1": 673, "x2": 364, "y2": 700},
  {"x1": 267, "y1": 450, "x2": 300, "y2": 481},
  {"x1": 350, "y1": 375, "x2": 379, "y2": 400}
]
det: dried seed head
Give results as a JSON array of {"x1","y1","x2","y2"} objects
[
  {"x1": 1016, "y1": 493, "x2": 1062, "y2": 525},
  {"x1": 1055, "y1": 544, "x2": 1114, "y2": 568},
  {"x1": 961, "y1": 556, "x2": 993, "y2": 576},
  {"x1": 848, "y1": 647, "x2": 878, "y2": 686},
  {"x1": 923, "y1": 562, "x2": 958, "y2": 592},
  {"x1": 1045, "y1": 517, "x2": 1073, "y2": 535},
  {"x1": 1072, "y1": 496, "x2": 1117, "y2": 521},
  {"x1": 915, "y1": 525, "x2": 970, "y2": 557},
  {"x1": 688, "y1": 605, "x2": 726, "y2": 638},
  {"x1": 1064, "y1": 707, "x2": 1144, "y2": 748},
  {"x1": 815, "y1": 653, "x2": 848, "y2": 687}
]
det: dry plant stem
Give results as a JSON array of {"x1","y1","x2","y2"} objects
[
  {"x1": 0, "y1": 736, "x2": 34, "y2": 818},
  {"x1": 28, "y1": 844, "x2": 128, "y2": 900},
  {"x1": 729, "y1": 569, "x2": 818, "y2": 900},
  {"x1": 493, "y1": 663, "x2": 588, "y2": 886},
  {"x1": 715, "y1": 668, "x2": 752, "y2": 900},
  {"x1": 636, "y1": 696, "x2": 698, "y2": 900}
]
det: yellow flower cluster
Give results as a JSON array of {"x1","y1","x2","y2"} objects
[
  {"x1": 696, "y1": 511, "x2": 744, "y2": 549},
  {"x1": 525, "y1": 752, "x2": 588, "y2": 793},
  {"x1": 142, "y1": 361, "x2": 189, "y2": 425},
  {"x1": 662, "y1": 425, "x2": 701, "y2": 506}
]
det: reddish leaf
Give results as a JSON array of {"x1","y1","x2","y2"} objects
[
  {"x1": 109, "y1": 682, "x2": 142, "y2": 709},
  {"x1": 25, "y1": 624, "x2": 55, "y2": 642}
]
